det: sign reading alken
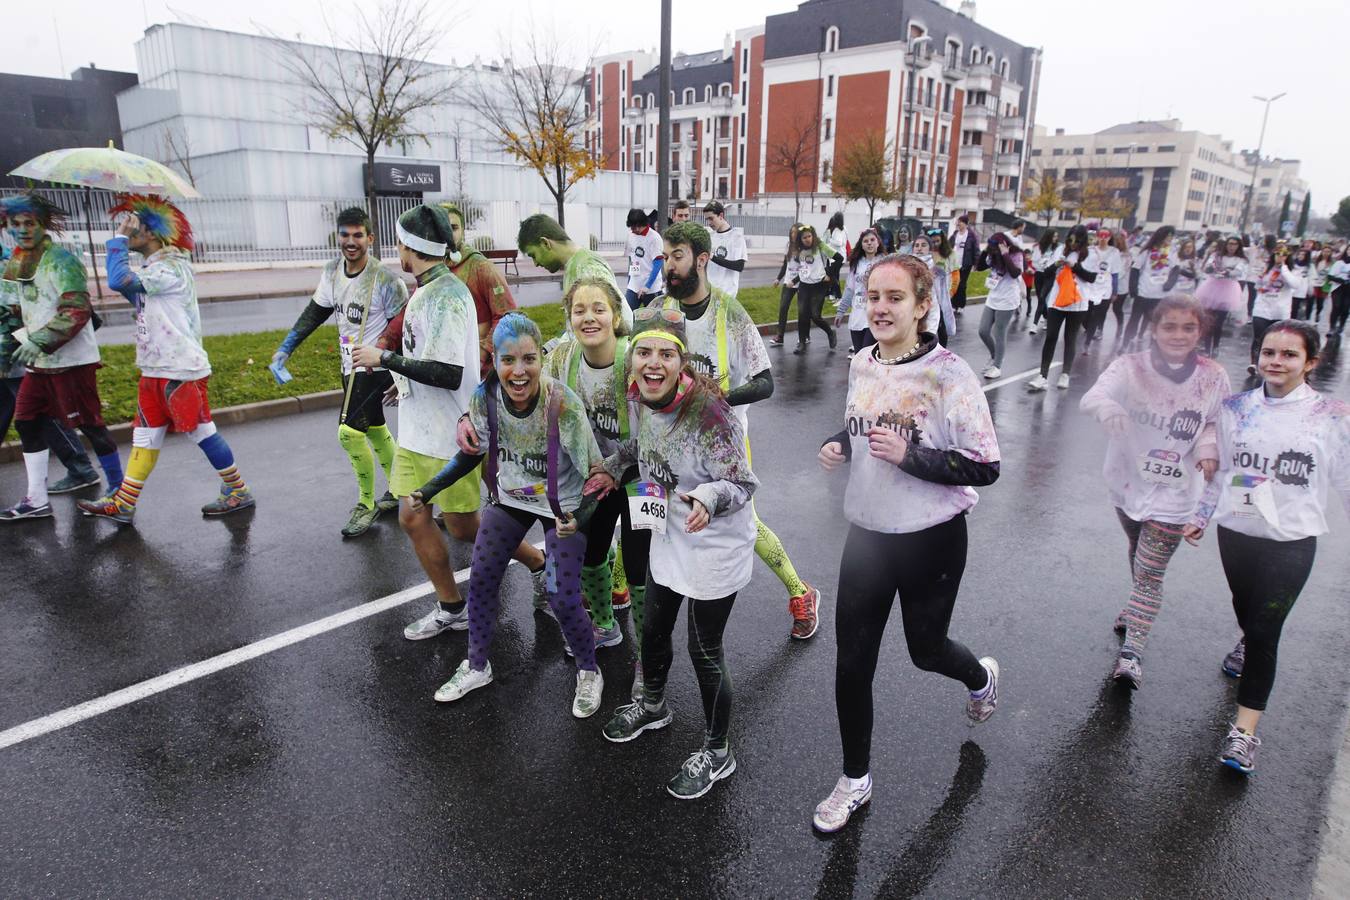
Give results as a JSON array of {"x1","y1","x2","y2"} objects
[{"x1": 365, "y1": 162, "x2": 441, "y2": 193}]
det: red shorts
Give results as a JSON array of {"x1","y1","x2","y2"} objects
[
  {"x1": 136, "y1": 376, "x2": 213, "y2": 432},
  {"x1": 14, "y1": 364, "x2": 106, "y2": 428}
]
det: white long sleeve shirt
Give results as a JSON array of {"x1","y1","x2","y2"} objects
[
  {"x1": 1133, "y1": 245, "x2": 1176, "y2": 299},
  {"x1": 1252, "y1": 264, "x2": 1306, "y2": 321}
]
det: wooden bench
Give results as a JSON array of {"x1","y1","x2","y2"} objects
[{"x1": 484, "y1": 248, "x2": 520, "y2": 278}]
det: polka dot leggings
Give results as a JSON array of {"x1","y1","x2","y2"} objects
[{"x1": 467, "y1": 503, "x2": 597, "y2": 673}]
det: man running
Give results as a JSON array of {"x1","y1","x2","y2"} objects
[
  {"x1": 78, "y1": 195, "x2": 254, "y2": 524},
  {"x1": 0, "y1": 193, "x2": 123, "y2": 521},
  {"x1": 671, "y1": 200, "x2": 692, "y2": 224},
  {"x1": 624, "y1": 208, "x2": 665, "y2": 310},
  {"x1": 272, "y1": 207, "x2": 409, "y2": 538},
  {"x1": 661, "y1": 222, "x2": 821, "y2": 639},
  {"x1": 354, "y1": 204, "x2": 546, "y2": 640},
  {"x1": 439, "y1": 202, "x2": 516, "y2": 377},
  {"x1": 704, "y1": 201, "x2": 747, "y2": 299}
]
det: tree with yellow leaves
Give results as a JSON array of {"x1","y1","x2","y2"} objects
[{"x1": 1022, "y1": 172, "x2": 1062, "y2": 226}]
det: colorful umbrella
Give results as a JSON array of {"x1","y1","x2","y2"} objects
[{"x1": 9, "y1": 142, "x2": 200, "y2": 198}]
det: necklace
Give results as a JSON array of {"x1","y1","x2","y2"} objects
[{"x1": 874, "y1": 340, "x2": 923, "y2": 365}]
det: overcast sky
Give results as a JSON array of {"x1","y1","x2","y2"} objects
[{"x1": 8, "y1": 0, "x2": 1347, "y2": 215}]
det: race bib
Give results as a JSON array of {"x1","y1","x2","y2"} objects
[
  {"x1": 629, "y1": 259, "x2": 642, "y2": 279},
  {"x1": 505, "y1": 482, "x2": 548, "y2": 505},
  {"x1": 1138, "y1": 449, "x2": 1188, "y2": 487},
  {"x1": 1229, "y1": 474, "x2": 1277, "y2": 522},
  {"x1": 626, "y1": 481, "x2": 668, "y2": 534},
  {"x1": 392, "y1": 372, "x2": 411, "y2": 400},
  {"x1": 339, "y1": 333, "x2": 354, "y2": 366}
]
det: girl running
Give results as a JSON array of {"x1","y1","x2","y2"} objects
[
  {"x1": 1028, "y1": 229, "x2": 1062, "y2": 335},
  {"x1": 1249, "y1": 245, "x2": 1304, "y2": 376},
  {"x1": 592, "y1": 307, "x2": 758, "y2": 801},
  {"x1": 911, "y1": 232, "x2": 956, "y2": 346},
  {"x1": 785, "y1": 224, "x2": 839, "y2": 354},
  {"x1": 1328, "y1": 248, "x2": 1350, "y2": 336},
  {"x1": 813, "y1": 254, "x2": 1002, "y2": 833},
  {"x1": 974, "y1": 231, "x2": 1023, "y2": 379},
  {"x1": 1028, "y1": 225, "x2": 1096, "y2": 392},
  {"x1": 1080, "y1": 295, "x2": 1229, "y2": 688},
  {"x1": 1312, "y1": 246, "x2": 1335, "y2": 323},
  {"x1": 836, "y1": 228, "x2": 882, "y2": 356},
  {"x1": 1184, "y1": 320, "x2": 1350, "y2": 774},
  {"x1": 412, "y1": 313, "x2": 605, "y2": 718},
  {"x1": 1108, "y1": 230, "x2": 1132, "y2": 341},
  {"x1": 770, "y1": 224, "x2": 800, "y2": 347},
  {"x1": 1122, "y1": 226, "x2": 1176, "y2": 349},
  {"x1": 1287, "y1": 246, "x2": 1314, "y2": 320},
  {"x1": 1083, "y1": 229, "x2": 1119, "y2": 347},
  {"x1": 1197, "y1": 237, "x2": 1248, "y2": 355}
]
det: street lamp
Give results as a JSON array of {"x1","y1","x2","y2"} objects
[
  {"x1": 1238, "y1": 91, "x2": 1286, "y2": 236},
  {"x1": 898, "y1": 35, "x2": 932, "y2": 218}
]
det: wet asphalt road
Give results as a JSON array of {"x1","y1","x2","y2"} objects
[{"x1": 3, "y1": 309, "x2": 1350, "y2": 899}]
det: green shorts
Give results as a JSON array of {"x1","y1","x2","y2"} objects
[{"x1": 390, "y1": 447, "x2": 482, "y2": 514}]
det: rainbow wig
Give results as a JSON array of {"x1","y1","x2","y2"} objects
[
  {"x1": 110, "y1": 194, "x2": 194, "y2": 250},
  {"x1": 0, "y1": 193, "x2": 68, "y2": 233}
]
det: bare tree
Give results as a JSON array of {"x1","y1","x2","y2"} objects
[
  {"x1": 766, "y1": 114, "x2": 820, "y2": 222},
  {"x1": 160, "y1": 124, "x2": 197, "y2": 187},
  {"x1": 271, "y1": 0, "x2": 445, "y2": 241},
  {"x1": 464, "y1": 31, "x2": 598, "y2": 228}
]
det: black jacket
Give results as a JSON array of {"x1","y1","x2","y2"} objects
[{"x1": 951, "y1": 227, "x2": 981, "y2": 271}]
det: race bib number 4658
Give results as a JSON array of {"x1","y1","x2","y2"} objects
[{"x1": 627, "y1": 482, "x2": 668, "y2": 533}]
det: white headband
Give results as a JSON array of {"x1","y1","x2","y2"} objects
[{"x1": 396, "y1": 221, "x2": 448, "y2": 257}]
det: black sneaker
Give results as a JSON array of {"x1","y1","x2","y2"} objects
[
  {"x1": 602, "y1": 701, "x2": 672, "y2": 743},
  {"x1": 48, "y1": 471, "x2": 101, "y2": 494},
  {"x1": 376, "y1": 491, "x2": 400, "y2": 515},
  {"x1": 827, "y1": 330, "x2": 838, "y2": 350},
  {"x1": 667, "y1": 746, "x2": 736, "y2": 800},
  {"x1": 0, "y1": 498, "x2": 54, "y2": 521}
]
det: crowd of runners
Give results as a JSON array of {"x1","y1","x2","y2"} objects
[{"x1": 2, "y1": 188, "x2": 1348, "y2": 831}]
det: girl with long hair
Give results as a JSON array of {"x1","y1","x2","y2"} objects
[
  {"x1": 974, "y1": 231, "x2": 1024, "y2": 378},
  {"x1": 1109, "y1": 230, "x2": 1132, "y2": 338},
  {"x1": 1249, "y1": 245, "x2": 1305, "y2": 375},
  {"x1": 1028, "y1": 228, "x2": 1061, "y2": 335},
  {"x1": 771, "y1": 223, "x2": 801, "y2": 346},
  {"x1": 1028, "y1": 225, "x2": 1096, "y2": 391},
  {"x1": 1312, "y1": 245, "x2": 1335, "y2": 322},
  {"x1": 1197, "y1": 236, "x2": 1248, "y2": 355},
  {"x1": 1288, "y1": 246, "x2": 1314, "y2": 320},
  {"x1": 911, "y1": 231, "x2": 957, "y2": 345},
  {"x1": 836, "y1": 227, "x2": 883, "y2": 355},
  {"x1": 1121, "y1": 226, "x2": 1176, "y2": 348},
  {"x1": 785, "y1": 224, "x2": 839, "y2": 353}
]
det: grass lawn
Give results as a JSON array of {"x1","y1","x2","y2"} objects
[{"x1": 5, "y1": 270, "x2": 988, "y2": 441}]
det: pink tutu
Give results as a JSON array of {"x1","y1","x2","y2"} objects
[{"x1": 1196, "y1": 277, "x2": 1244, "y2": 314}]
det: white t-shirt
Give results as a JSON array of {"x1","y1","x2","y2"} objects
[
  {"x1": 708, "y1": 225, "x2": 748, "y2": 298},
  {"x1": 394, "y1": 270, "x2": 480, "y2": 459},
  {"x1": 1045, "y1": 250, "x2": 1092, "y2": 313},
  {"x1": 841, "y1": 345, "x2": 1000, "y2": 534},
  {"x1": 545, "y1": 338, "x2": 629, "y2": 458},
  {"x1": 1133, "y1": 246, "x2": 1175, "y2": 299},
  {"x1": 1083, "y1": 246, "x2": 1117, "y2": 305},
  {"x1": 983, "y1": 250, "x2": 1025, "y2": 311},
  {"x1": 7, "y1": 242, "x2": 99, "y2": 369},
  {"x1": 626, "y1": 228, "x2": 665, "y2": 295},
  {"x1": 1252, "y1": 265, "x2": 1304, "y2": 321},
  {"x1": 129, "y1": 246, "x2": 211, "y2": 381},
  {"x1": 313, "y1": 257, "x2": 408, "y2": 375},
  {"x1": 667, "y1": 290, "x2": 771, "y2": 434}
]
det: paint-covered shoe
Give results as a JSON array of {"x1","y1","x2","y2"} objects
[
  {"x1": 813, "y1": 775, "x2": 872, "y2": 833},
  {"x1": 76, "y1": 496, "x2": 135, "y2": 525},
  {"x1": 1112, "y1": 653, "x2": 1142, "y2": 689},
  {"x1": 967, "y1": 657, "x2": 1000, "y2": 724},
  {"x1": 202, "y1": 487, "x2": 255, "y2": 517},
  {"x1": 376, "y1": 490, "x2": 400, "y2": 514},
  {"x1": 341, "y1": 503, "x2": 380, "y2": 538},
  {"x1": 1220, "y1": 725, "x2": 1260, "y2": 775},
  {"x1": 1222, "y1": 637, "x2": 1246, "y2": 678}
]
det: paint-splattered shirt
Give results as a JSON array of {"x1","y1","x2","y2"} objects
[
  {"x1": 313, "y1": 257, "x2": 408, "y2": 376},
  {"x1": 666, "y1": 288, "x2": 770, "y2": 434},
  {"x1": 395, "y1": 265, "x2": 480, "y2": 458},
  {"x1": 544, "y1": 338, "x2": 630, "y2": 458},
  {"x1": 603, "y1": 378, "x2": 758, "y2": 600},
  {"x1": 1, "y1": 238, "x2": 97, "y2": 371},
  {"x1": 451, "y1": 249, "x2": 515, "y2": 375},
  {"x1": 1080, "y1": 350, "x2": 1228, "y2": 525},
  {"x1": 1193, "y1": 383, "x2": 1350, "y2": 541},
  {"x1": 469, "y1": 374, "x2": 602, "y2": 517},
  {"x1": 107, "y1": 239, "x2": 210, "y2": 380}
]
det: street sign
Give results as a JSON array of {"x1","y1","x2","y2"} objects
[{"x1": 364, "y1": 162, "x2": 441, "y2": 193}]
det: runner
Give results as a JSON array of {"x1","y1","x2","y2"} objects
[
  {"x1": 660, "y1": 222, "x2": 821, "y2": 638},
  {"x1": 439, "y1": 202, "x2": 517, "y2": 377},
  {"x1": 813, "y1": 253, "x2": 1002, "y2": 833},
  {"x1": 703, "y1": 201, "x2": 747, "y2": 299},
  {"x1": 1028, "y1": 225, "x2": 1096, "y2": 392},
  {"x1": 912, "y1": 230, "x2": 957, "y2": 347},
  {"x1": 1108, "y1": 231, "x2": 1131, "y2": 340},
  {"x1": 1184, "y1": 320, "x2": 1350, "y2": 775},
  {"x1": 1028, "y1": 229, "x2": 1061, "y2": 335},
  {"x1": 0, "y1": 193, "x2": 123, "y2": 521},
  {"x1": 1249, "y1": 245, "x2": 1303, "y2": 377},
  {"x1": 784, "y1": 224, "x2": 839, "y2": 354},
  {"x1": 1121, "y1": 226, "x2": 1176, "y2": 349},
  {"x1": 624, "y1": 208, "x2": 665, "y2": 310},
  {"x1": 410, "y1": 312, "x2": 605, "y2": 719},
  {"x1": 590, "y1": 307, "x2": 758, "y2": 800},
  {"x1": 1288, "y1": 246, "x2": 1314, "y2": 321},
  {"x1": 770, "y1": 223, "x2": 800, "y2": 347},
  {"x1": 77, "y1": 196, "x2": 254, "y2": 524},
  {"x1": 835, "y1": 227, "x2": 882, "y2": 356},
  {"x1": 1197, "y1": 237, "x2": 1248, "y2": 356},
  {"x1": 1080, "y1": 295, "x2": 1229, "y2": 688},
  {"x1": 1082, "y1": 229, "x2": 1119, "y2": 348},
  {"x1": 272, "y1": 207, "x2": 408, "y2": 537},
  {"x1": 516, "y1": 213, "x2": 633, "y2": 330},
  {"x1": 1327, "y1": 247, "x2": 1350, "y2": 336},
  {"x1": 353, "y1": 205, "x2": 547, "y2": 641},
  {"x1": 974, "y1": 231, "x2": 1023, "y2": 379}
]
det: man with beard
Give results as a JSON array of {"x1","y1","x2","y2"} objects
[
  {"x1": 439, "y1": 202, "x2": 516, "y2": 377},
  {"x1": 272, "y1": 207, "x2": 409, "y2": 537},
  {"x1": 662, "y1": 222, "x2": 821, "y2": 640}
]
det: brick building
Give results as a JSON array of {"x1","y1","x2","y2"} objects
[{"x1": 585, "y1": 0, "x2": 1042, "y2": 222}]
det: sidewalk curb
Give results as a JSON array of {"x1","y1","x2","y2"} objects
[{"x1": 1313, "y1": 709, "x2": 1350, "y2": 898}]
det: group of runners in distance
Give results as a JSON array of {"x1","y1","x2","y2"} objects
[{"x1": 3, "y1": 185, "x2": 1348, "y2": 830}]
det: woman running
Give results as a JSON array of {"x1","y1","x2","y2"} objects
[
  {"x1": 785, "y1": 224, "x2": 839, "y2": 354},
  {"x1": 1080, "y1": 295, "x2": 1229, "y2": 688},
  {"x1": 1122, "y1": 226, "x2": 1176, "y2": 349},
  {"x1": 412, "y1": 313, "x2": 605, "y2": 718},
  {"x1": 1028, "y1": 225, "x2": 1096, "y2": 392},
  {"x1": 1287, "y1": 246, "x2": 1314, "y2": 320},
  {"x1": 1312, "y1": 245, "x2": 1335, "y2": 323},
  {"x1": 813, "y1": 254, "x2": 1001, "y2": 833},
  {"x1": 911, "y1": 231, "x2": 956, "y2": 346},
  {"x1": 770, "y1": 224, "x2": 800, "y2": 347},
  {"x1": 974, "y1": 231, "x2": 1023, "y2": 379},
  {"x1": 1328, "y1": 247, "x2": 1350, "y2": 336},
  {"x1": 1249, "y1": 245, "x2": 1304, "y2": 376},
  {"x1": 1108, "y1": 230, "x2": 1132, "y2": 341},
  {"x1": 1083, "y1": 228, "x2": 1120, "y2": 347},
  {"x1": 1197, "y1": 237, "x2": 1247, "y2": 355},
  {"x1": 1184, "y1": 320, "x2": 1350, "y2": 774},
  {"x1": 836, "y1": 227, "x2": 882, "y2": 356},
  {"x1": 1028, "y1": 229, "x2": 1061, "y2": 335},
  {"x1": 592, "y1": 307, "x2": 758, "y2": 801}
]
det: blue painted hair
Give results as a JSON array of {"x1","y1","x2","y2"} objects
[{"x1": 492, "y1": 312, "x2": 543, "y2": 352}]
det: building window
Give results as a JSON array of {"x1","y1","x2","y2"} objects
[
  {"x1": 682, "y1": 88, "x2": 695, "y2": 104},
  {"x1": 1030, "y1": 148, "x2": 1041, "y2": 156},
  {"x1": 718, "y1": 116, "x2": 730, "y2": 138},
  {"x1": 718, "y1": 177, "x2": 729, "y2": 199},
  {"x1": 672, "y1": 122, "x2": 681, "y2": 142},
  {"x1": 633, "y1": 95, "x2": 643, "y2": 109},
  {"x1": 720, "y1": 83, "x2": 731, "y2": 97},
  {"x1": 825, "y1": 26, "x2": 839, "y2": 52},
  {"x1": 998, "y1": 60, "x2": 1009, "y2": 78},
  {"x1": 1071, "y1": 147, "x2": 1084, "y2": 155},
  {"x1": 969, "y1": 46, "x2": 981, "y2": 65},
  {"x1": 649, "y1": 93, "x2": 655, "y2": 108},
  {"x1": 1052, "y1": 148, "x2": 1064, "y2": 156},
  {"x1": 826, "y1": 74, "x2": 834, "y2": 98},
  {"x1": 620, "y1": 69, "x2": 626, "y2": 91},
  {"x1": 1158, "y1": 144, "x2": 1176, "y2": 152},
  {"x1": 739, "y1": 144, "x2": 745, "y2": 167},
  {"x1": 946, "y1": 39, "x2": 961, "y2": 67},
  {"x1": 985, "y1": 52, "x2": 995, "y2": 64},
  {"x1": 822, "y1": 160, "x2": 831, "y2": 182},
  {"x1": 824, "y1": 118, "x2": 832, "y2": 140},
  {"x1": 740, "y1": 112, "x2": 746, "y2": 132},
  {"x1": 743, "y1": 48, "x2": 749, "y2": 70},
  {"x1": 738, "y1": 174, "x2": 745, "y2": 196},
  {"x1": 719, "y1": 147, "x2": 729, "y2": 168},
  {"x1": 705, "y1": 86, "x2": 712, "y2": 102},
  {"x1": 673, "y1": 150, "x2": 681, "y2": 171},
  {"x1": 1260, "y1": 178, "x2": 1272, "y2": 186},
  {"x1": 1094, "y1": 148, "x2": 1106, "y2": 154}
]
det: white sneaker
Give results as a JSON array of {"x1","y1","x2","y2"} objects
[
  {"x1": 404, "y1": 604, "x2": 468, "y2": 640},
  {"x1": 1026, "y1": 374, "x2": 1048, "y2": 392},
  {"x1": 531, "y1": 567, "x2": 556, "y2": 620},
  {"x1": 1057, "y1": 373, "x2": 1071, "y2": 389},
  {"x1": 984, "y1": 366, "x2": 1001, "y2": 380},
  {"x1": 813, "y1": 774, "x2": 873, "y2": 833},
  {"x1": 1027, "y1": 322, "x2": 1040, "y2": 334},
  {"x1": 434, "y1": 659, "x2": 493, "y2": 702},
  {"x1": 573, "y1": 668, "x2": 604, "y2": 718}
]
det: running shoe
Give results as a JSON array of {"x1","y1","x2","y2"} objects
[
  {"x1": 793, "y1": 344, "x2": 806, "y2": 355},
  {"x1": 1222, "y1": 637, "x2": 1246, "y2": 678},
  {"x1": 1112, "y1": 653, "x2": 1143, "y2": 689},
  {"x1": 1113, "y1": 609, "x2": 1129, "y2": 635},
  {"x1": 76, "y1": 496, "x2": 135, "y2": 526},
  {"x1": 1026, "y1": 375, "x2": 1048, "y2": 392},
  {"x1": 48, "y1": 471, "x2": 101, "y2": 494},
  {"x1": 612, "y1": 586, "x2": 632, "y2": 610},
  {"x1": 573, "y1": 668, "x2": 605, "y2": 719},
  {"x1": 667, "y1": 746, "x2": 736, "y2": 800},
  {"x1": 1026, "y1": 322, "x2": 1039, "y2": 334},
  {"x1": 828, "y1": 330, "x2": 838, "y2": 350},
  {"x1": 1220, "y1": 725, "x2": 1260, "y2": 775},
  {"x1": 341, "y1": 503, "x2": 380, "y2": 538},
  {"x1": 434, "y1": 660, "x2": 493, "y2": 702},
  {"x1": 201, "y1": 487, "x2": 256, "y2": 516},
  {"x1": 604, "y1": 699, "x2": 672, "y2": 742},
  {"x1": 769, "y1": 336, "x2": 785, "y2": 347},
  {"x1": 376, "y1": 490, "x2": 399, "y2": 514},
  {"x1": 404, "y1": 604, "x2": 469, "y2": 640},
  {"x1": 631, "y1": 659, "x2": 645, "y2": 703},
  {"x1": 0, "y1": 498, "x2": 54, "y2": 521},
  {"x1": 564, "y1": 621, "x2": 623, "y2": 656},
  {"x1": 813, "y1": 775, "x2": 873, "y2": 833},
  {"x1": 531, "y1": 568, "x2": 555, "y2": 619},
  {"x1": 1057, "y1": 373, "x2": 1071, "y2": 390},
  {"x1": 967, "y1": 657, "x2": 1000, "y2": 724},
  {"x1": 790, "y1": 584, "x2": 821, "y2": 640},
  {"x1": 984, "y1": 366, "x2": 1001, "y2": 380}
]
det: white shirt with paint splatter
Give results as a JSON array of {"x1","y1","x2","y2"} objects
[
  {"x1": 396, "y1": 271, "x2": 480, "y2": 458},
  {"x1": 133, "y1": 247, "x2": 210, "y2": 381},
  {"x1": 313, "y1": 258, "x2": 408, "y2": 376}
]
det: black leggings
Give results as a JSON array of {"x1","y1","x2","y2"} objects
[
  {"x1": 1330, "y1": 287, "x2": 1350, "y2": 335},
  {"x1": 1204, "y1": 310, "x2": 1229, "y2": 354},
  {"x1": 1217, "y1": 527, "x2": 1316, "y2": 712},
  {"x1": 1251, "y1": 317, "x2": 1275, "y2": 365},
  {"x1": 582, "y1": 472, "x2": 651, "y2": 583},
  {"x1": 850, "y1": 328, "x2": 876, "y2": 353},
  {"x1": 953, "y1": 267, "x2": 971, "y2": 309},
  {"x1": 15, "y1": 416, "x2": 116, "y2": 457},
  {"x1": 1122, "y1": 296, "x2": 1160, "y2": 345},
  {"x1": 1032, "y1": 271, "x2": 1054, "y2": 325},
  {"x1": 1111, "y1": 293, "x2": 1127, "y2": 332},
  {"x1": 776, "y1": 285, "x2": 798, "y2": 339},
  {"x1": 835, "y1": 516, "x2": 987, "y2": 778},
  {"x1": 796, "y1": 281, "x2": 835, "y2": 345},
  {"x1": 1039, "y1": 308, "x2": 1086, "y2": 378},
  {"x1": 642, "y1": 581, "x2": 736, "y2": 749},
  {"x1": 341, "y1": 370, "x2": 393, "y2": 431},
  {"x1": 1084, "y1": 301, "x2": 1110, "y2": 343}
]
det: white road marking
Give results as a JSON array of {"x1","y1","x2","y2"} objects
[
  {"x1": 982, "y1": 361, "x2": 1062, "y2": 392},
  {"x1": 0, "y1": 544, "x2": 546, "y2": 752}
]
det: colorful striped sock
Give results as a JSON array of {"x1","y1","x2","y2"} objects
[
  {"x1": 114, "y1": 447, "x2": 160, "y2": 511},
  {"x1": 216, "y1": 465, "x2": 246, "y2": 494}
]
